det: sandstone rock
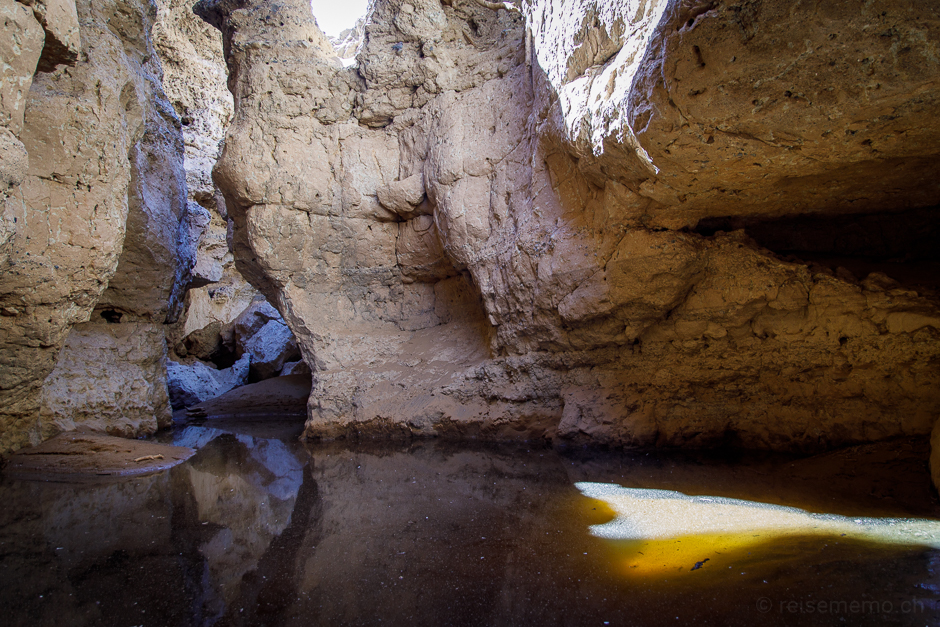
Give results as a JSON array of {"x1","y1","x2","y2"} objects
[
  {"x1": 4, "y1": 430, "x2": 195, "y2": 479},
  {"x1": 31, "y1": 0, "x2": 192, "y2": 447},
  {"x1": 0, "y1": 0, "x2": 191, "y2": 452},
  {"x1": 0, "y1": 0, "x2": 44, "y2": 265},
  {"x1": 38, "y1": 322, "x2": 173, "y2": 440},
  {"x1": 154, "y1": 0, "x2": 265, "y2": 372},
  {"x1": 200, "y1": 0, "x2": 940, "y2": 452},
  {"x1": 0, "y1": 0, "x2": 44, "y2": 138},
  {"x1": 177, "y1": 320, "x2": 224, "y2": 361},
  {"x1": 329, "y1": 16, "x2": 365, "y2": 61},
  {"x1": 95, "y1": 82, "x2": 191, "y2": 324},
  {"x1": 226, "y1": 298, "x2": 282, "y2": 354},
  {"x1": 18, "y1": 0, "x2": 81, "y2": 72},
  {"x1": 154, "y1": 0, "x2": 232, "y2": 209},
  {"x1": 377, "y1": 173, "x2": 428, "y2": 219},
  {"x1": 396, "y1": 214, "x2": 458, "y2": 283},
  {"x1": 184, "y1": 373, "x2": 310, "y2": 418},
  {"x1": 530, "y1": 0, "x2": 940, "y2": 228},
  {"x1": 187, "y1": 201, "x2": 222, "y2": 286},
  {"x1": 242, "y1": 319, "x2": 301, "y2": 381},
  {"x1": 170, "y1": 267, "x2": 260, "y2": 345},
  {"x1": 167, "y1": 353, "x2": 249, "y2": 409}
]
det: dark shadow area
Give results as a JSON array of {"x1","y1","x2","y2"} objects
[{"x1": 692, "y1": 205, "x2": 940, "y2": 291}]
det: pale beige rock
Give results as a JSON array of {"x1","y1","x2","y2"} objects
[
  {"x1": 38, "y1": 322, "x2": 172, "y2": 441},
  {"x1": 0, "y1": 0, "x2": 43, "y2": 137},
  {"x1": 173, "y1": 267, "x2": 260, "y2": 340},
  {"x1": 396, "y1": 215, "x2": 457, "y2": 283},
  {"x1": 4, "y1": 430, "x2": 194, "y2": 479},
  {"x1": 96, "y1": 74, "x2": 191, "y2": 324},
  {"x1": 377, "y1": 173, "x2": 427, "y2": 219},
  {"x1": 200, "y1": 0, "x2": 940, "y2": 452},
  {"x1": 0, "y1": 0, "x2": 44, "y2": 263},
  {"x1": 18, "y1": 0, "x2": 81, "y2": 72},
  {"x1": 154, "y1": 0, "x2": 265, "y2": 357},
  {"x1": 154, "y1": 0, "x2": 232, "y2": 209},
  {"x1": 0, "y1": 0, "x2": 189, "y2": 452}
]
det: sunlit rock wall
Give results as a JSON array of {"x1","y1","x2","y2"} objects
[
  {"x1": 0, "y1": 0, "x2": 190, "y2": 451},
  {"x1": 200, "y1": 0, "x2": 940, "y2": 452}
]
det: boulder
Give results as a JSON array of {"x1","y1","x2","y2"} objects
[
  {"x1": 167, "y1": 354, "x2": 249, "y2": 409},
  {"x1": 226, "y1": 298, "x2": 283, "y2": 357},
  {"x1": 243, "y1": 319, "x2": 301, "y2": 381},
  {"x1": 177, "y1": 320, "x2": 224, "y2": 361},
  {"x1": 39, "y1": 322, "x2": 173, "y2": 440}
]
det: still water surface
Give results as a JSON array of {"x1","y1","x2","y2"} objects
[{"x1": 1, "y1": 419, "x2": 939, "y2": 626}]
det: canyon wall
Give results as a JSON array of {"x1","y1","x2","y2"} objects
[
  {"x1": 200, "y1": 0, "x2": 940, "y2": 452},
  {"x1": 154, "y1": 0, "x2": 263, "y2": 354},
  {"x1": 0, "y1": 0, "x2": 191, "y2": 450}
]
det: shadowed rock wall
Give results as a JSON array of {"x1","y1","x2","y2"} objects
[
  {"x1": 0, "y1": 0, "x2": 191, "y2": 451},
  {"x1": 200, "y1": 0, "x2": 940, "y2": 451}
]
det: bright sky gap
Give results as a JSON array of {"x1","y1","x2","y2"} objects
[{"x1": 310, "y1": 0, "x2": 369, "y2": 37}]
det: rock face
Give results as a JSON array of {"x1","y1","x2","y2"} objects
[
  {"x1": 330, "y1": 16, "x2": 365, "y2": 61},
  {"x1": 153, "y1": 0, "x2": 269, "y2": 379},
  {"x1": 167, "y1": 353, "x2": 249, "y2": 409},
  {"x1": 198, "y1": 0, "x2": 940, "y2": 452},
  {"x1": 40, "y1": 323, "x2": 173, "y2": 436},
  {"x1": 0, "y1": 0, "x2": 192, "y2": 452}
]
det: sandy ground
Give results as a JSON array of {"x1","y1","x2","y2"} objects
[{"x1": 3, "y1": 431, "x2": 195, "y2": 480}]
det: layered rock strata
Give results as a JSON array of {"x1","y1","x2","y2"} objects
[
  {"x1": 200, "y1": 0, "x2": 940, "y2": 451},
  {"x1": 0, "y1": 0, "x2": 191, "y2": 451}
]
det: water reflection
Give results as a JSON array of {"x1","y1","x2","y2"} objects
[
  {"x1": 171, "y1": 427, "x2": 306, "y2": 619},
  {"x1": 1, "y1": 435, "x2": 938, "y2": 626}
]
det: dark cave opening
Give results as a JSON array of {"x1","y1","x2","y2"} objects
[
  {"x1": 100, "y1": 309, "x2": 124, "y2": 324},
  {"x1": 692, "y1": 205, "x2": 940, "y2": 292}
]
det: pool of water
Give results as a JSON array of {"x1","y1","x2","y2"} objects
[{"x1": 1, "y1": 420, "x2": 939, "y2": 626}]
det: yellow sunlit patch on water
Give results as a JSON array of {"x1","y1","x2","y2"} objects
[
  {"x1": 580, "y1": 497, "x2": 618, "y2": 526},
  {"x1": 610, "y1": 531, "x2": 820, "y2": 577},
  {"x1": 575, "y1": 482, "x2": 940, "y2": 578}
]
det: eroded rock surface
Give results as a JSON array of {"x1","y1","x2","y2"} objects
[
  {"x1": 0, "y1": 0, "x2": 196, "y2": 452},
  {"x1": 199, "y1": 0, "x2": 940, "y2": 451},
  {"x1": 40, "y1": 322, "x2": 174, "y2": 436}
]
